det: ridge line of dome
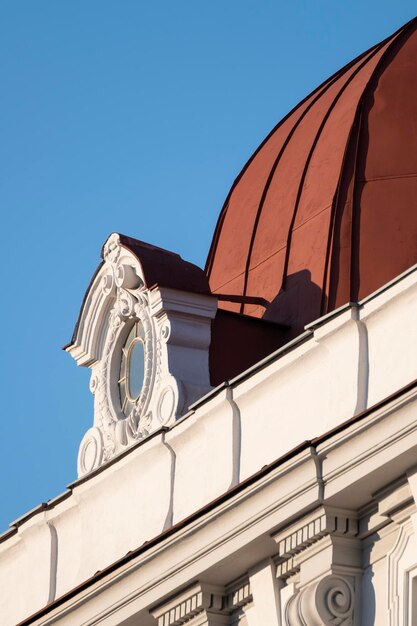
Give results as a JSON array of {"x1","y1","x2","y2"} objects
[
  {"x1": 205, "y1": 41, "x2": 381, "y2": 278},
  {"x1": 279, "y1": 38, "x2": 390, "y2": 296},
  {"x1": 346, "y1": 18, "x2": 416, "y2": 303},
  {"x1": 239, "y1": 43, "x2": 385, "y2": 314},
  {"x1": 204, "y1": 19, "x2": 411, "y2": 279},
  {"x1": 322, "y1": 94, "x2": 364, "y2": 314}
]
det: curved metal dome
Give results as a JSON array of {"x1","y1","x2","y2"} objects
[{"x1": 206, "y1": 17, "x2": 417, "y2": 334}]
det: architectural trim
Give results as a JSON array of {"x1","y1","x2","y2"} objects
[
  {"x1": 225, "y1": 580, "x2": 252, "y2": 611},
  {"x1": 150, "y1": 580, "x2": 252, "y2": 626},
  {"x1": 12, "y1": 373, "x2": 417, "y2": 625},
  {"x1": 67, "y1": 233, "x2": 217, "y2": 476},
  {"x1": 387, "y1": 519, "x2": 416, "y2": 626},
  {"x1": 6, "y1": 264, "x2": 417, "y2": 626},
  {"x1": 275, "y1": 508, "x2": 358, "y2": 560},
  {"x1": 285, "y1": 574, "x2": 355, "y2": 626},
  {"x1": 151, "y1": 583, "x2": 226, "y2": 626},
  {"x1": 274, "y1": 507, "x2": 360, "y2": 582},
  {"x1": 274, "y1": 508, "x2": 361, "y2": 626}
]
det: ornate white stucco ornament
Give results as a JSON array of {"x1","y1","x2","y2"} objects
[
  {"x1": 285, "y1": 575, "x2": 355, "y2": 626},
  {"x1": 66, "y1": 233, "x2": 217, "y2": 477}
]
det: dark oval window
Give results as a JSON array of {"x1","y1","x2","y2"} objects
[
  {"x1": 119, "y1": 321, "x2": 145, "y2": 417},
  {"x1": 127, "y1": 339, "x2": 145, "y2": 400}
]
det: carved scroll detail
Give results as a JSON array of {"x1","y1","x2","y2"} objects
[
  {"x1": 74, "y1": 232, "x2": 217, "y2": 477},
  {"x1": 286, "y1": 575, "x2": 354, "y2": 626},
  {"x1": 78, "y1": 235, "x2": 159, "y2": 473}
]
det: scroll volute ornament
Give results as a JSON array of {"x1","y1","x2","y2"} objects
[{"x1": 286, "y1": 575, "x2": 354, "y2": 626}]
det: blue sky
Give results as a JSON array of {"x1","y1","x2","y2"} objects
[{"x1": 1, "y1": 1, "x2": 416, "y2": 532}]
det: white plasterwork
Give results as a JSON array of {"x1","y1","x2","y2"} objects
[
  {"x1": 150, "y1": 582, "x2": 227, "y2": 626},
  {"x1": 387, "y1": 519, "x2": 417, "y2": 626},
  {"x1": 274, "y1": 506, "x2": 361, "y2": 626},
  {"x1": 285, "y1": 574, "x2": 355, "y2": 626},
  {"x1": 68, "y1": 233, "x2": 217, "y2": 476}
]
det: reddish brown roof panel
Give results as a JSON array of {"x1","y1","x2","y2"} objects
[
  {"x1": 206, "y1": 17, "x2": 417, "y2": 335},
  {"x1": 118, "y1": 234, "x2": 210, "y2": 295}
]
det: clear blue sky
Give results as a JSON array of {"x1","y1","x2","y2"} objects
[{"x1": 1, "y1": 1, "x2": 415, "y2": 532}]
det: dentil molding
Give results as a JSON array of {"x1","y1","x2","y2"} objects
[
  {"x1": 150, "y1": 580, "x2": 252, "y2": 626},
  {"x1": 274, "y1": 507, "x2": 359, "y2": 579}
]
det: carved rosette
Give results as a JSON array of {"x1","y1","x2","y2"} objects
[{"x1": 77, "y1": 427, "x2": 104, "y2": 476}]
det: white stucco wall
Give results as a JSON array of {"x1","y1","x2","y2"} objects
[{"x1": 1, "y1": 266, "x2": 417, "y2": 625}]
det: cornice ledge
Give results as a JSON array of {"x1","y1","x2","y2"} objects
[
  {"x1": 315, "y1": 382, "x2": 417, "y2": 455},
  {"x1": 21, "y1": 447, "x2": 319, "y2": 626}
]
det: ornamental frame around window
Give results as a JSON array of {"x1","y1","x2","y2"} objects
[{"x1": 118, "y1": 319, "x2": 146, "y2": 418}]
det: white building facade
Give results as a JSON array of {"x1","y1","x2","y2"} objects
[{"x1": 2, "y1": 17, "x2": 417, "y2": 626}]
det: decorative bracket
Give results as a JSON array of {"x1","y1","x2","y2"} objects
[
  {"x1": 285, "y1": 574, "x2": 354, "y2": 626},
  {"x1": 273, "y1": 507, "x2": 361, "y2": 626}
]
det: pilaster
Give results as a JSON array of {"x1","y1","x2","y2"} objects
[{"x1": 246, "y1": 559, "x2": 281, "y2": 626}]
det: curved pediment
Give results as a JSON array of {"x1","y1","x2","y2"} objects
[{"x1": 67, "y1": 232, "x2": 210, "y2": 366}]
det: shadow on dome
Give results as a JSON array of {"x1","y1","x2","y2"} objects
[
  {"x1": 208, "y1": 270, "x2": 325, "y2": 386},
  {"x1": 263, "y1": 269, "x2": 326, "y2": 338}
]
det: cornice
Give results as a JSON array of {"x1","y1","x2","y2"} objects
[
  {"x1": 16, "y1": 444, "x2": 318, "y2": 626},
  {"x1": 18, "y1": 381, "x2": 417, "y2": 625},
  {"x1": 10, "y1": 378, "x2": 417, "y2": 623}
]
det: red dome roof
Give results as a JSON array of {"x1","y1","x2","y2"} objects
[{"x1": 206, "y1": 17, "x2": 417, "y2": 334}]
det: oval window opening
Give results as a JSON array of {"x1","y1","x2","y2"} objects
[{"x1": 127, "y1": 339, "x2": 145, "y2": 400}]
